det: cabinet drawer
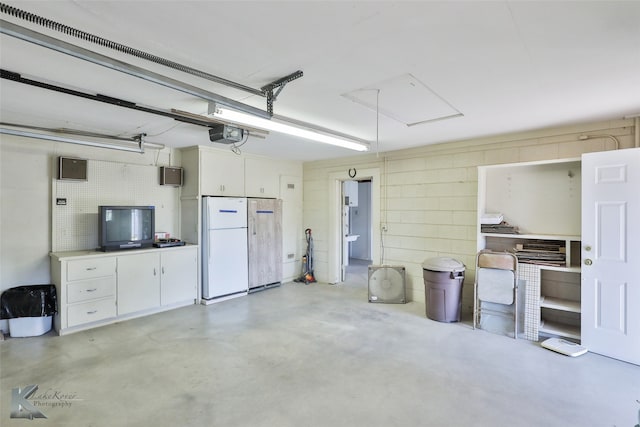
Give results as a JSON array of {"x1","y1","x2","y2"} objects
[
  {"x1": 67, "y1": 257, "x2": 115, "y2": 281},
  {"x1": 67, "y1": 277, "x2": 115, "y2": 304},
  {"x1": 67, "y1": 298, "x2": 116, "y2": 327}
]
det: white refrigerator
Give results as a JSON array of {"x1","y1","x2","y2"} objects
[{"x1": 202, "y1": 197, "x2": 248, "y2": 301}]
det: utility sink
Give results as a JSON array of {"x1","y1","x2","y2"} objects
[{"x1": 345, "y1": 234, "x2": 360, "y2": 242}]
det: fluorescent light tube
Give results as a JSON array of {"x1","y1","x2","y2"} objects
[
  {"x1": 0, "y1": 128, "x2": 144, "y2": 153},
  {"x1": 214, "y1": 107, "x2": 369, "y2": 152}
]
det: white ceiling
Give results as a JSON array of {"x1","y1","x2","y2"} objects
[{"x1": 1, "y1": 1, "x2": 639, "y2": 161}]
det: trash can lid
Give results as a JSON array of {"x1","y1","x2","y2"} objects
[{"x1": 422, "y1": 257, "x2": 465, "y2": 273}]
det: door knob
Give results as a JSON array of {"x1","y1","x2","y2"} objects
[{"x1": 584, "y1": 259, "x2": 593, "y2": 266}]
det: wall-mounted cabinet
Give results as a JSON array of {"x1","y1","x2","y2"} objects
[
  {"x1": 181, "y1": 146, "x2": 284, "y2": 199},
  {"x1": 478, "y1": 158, "x2": 582, "y2": 342},
  {"x1": 245, "y1": 157, "x2": 280, "y2": 198},
  {"x1": 200, "y1": 149, "x2": 245, "y2": 196}
]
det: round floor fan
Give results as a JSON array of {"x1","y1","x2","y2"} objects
[{"x1": 368, "y1": 265, "x2": 406, "y2": 304}]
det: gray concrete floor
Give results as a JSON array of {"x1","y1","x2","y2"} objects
[{"x1": 1, "y1": 261, "x2": 639, "y2": 426}]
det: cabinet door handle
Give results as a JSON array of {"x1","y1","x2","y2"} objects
[
  {"x1": 86, "y1": 267, "x2": 97, "y2": 271},
  {"x1": 86, "y1": 310, "x2": 98, "y2": 315},
  {"x1": 154, "y1": 268, "x2": 157, "y2": 276},
  {"x1": 86, "y1": 288, "x2": 97, "y2": 292},
  {"x1": 162, "y1": 267, "x2": 165, "y2": 274}
]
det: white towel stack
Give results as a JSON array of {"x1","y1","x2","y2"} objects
[{"x1": 480, "y1": 213, "x2": 504, "y2": 225}]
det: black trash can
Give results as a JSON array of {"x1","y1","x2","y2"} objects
[
  {"x1": 0, "y1": 285, "x2": 57, "y2": 337},
  {"x1": 422, "y1": 257, "x2": 465, "y2": 322}
]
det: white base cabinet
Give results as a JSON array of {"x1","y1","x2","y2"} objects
[
  {"x1": 51, "y1": 245, "x2": 197, "y2": 335},
  {"x1": 161, "y1": 248, "x2": 199, "y2": 306},
  {"x1": 117, "y1": 252, "x2": 161, "y2": 315}
]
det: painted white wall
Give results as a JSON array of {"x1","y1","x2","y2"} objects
[
  {"x1": 303, "y1": 118, "x2": 636, "y2": 311},
  {"x1": 0, "y1": 135, "x2": 180, "y2": 331},
  {"x1": 0, "y1": 139, "x2": 52, "y2": 289}
]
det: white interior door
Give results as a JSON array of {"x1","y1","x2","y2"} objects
[{"x1": 581, "y1": 148, "x2": 640, "y2": 365}]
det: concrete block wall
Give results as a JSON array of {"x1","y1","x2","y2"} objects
[{"x1": 302, "y1": 118, "x2": 636, "y2": 315}]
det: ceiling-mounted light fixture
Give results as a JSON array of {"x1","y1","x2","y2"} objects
[
  {"x1": 212, "y1": 106, "x2": 369, "y2": 152},
  {"x1": 0, "y1": 127, "x2": 154, "y2": 153}
]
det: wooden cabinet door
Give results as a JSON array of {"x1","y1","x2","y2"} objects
[
  {"x1": 117, "y1": 253, "x2": 160, "y2": 315},
  {"x1": 161, "y1": 247, "x2": 198, "y2": 306}
]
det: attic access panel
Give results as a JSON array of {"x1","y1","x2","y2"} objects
[{"x1": 342, "y1": 73, "x2": 462, "y2": 127}]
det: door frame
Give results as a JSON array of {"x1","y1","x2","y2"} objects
[{"x1": 328, "y1": 168, "x2": 381, "y2": 284}]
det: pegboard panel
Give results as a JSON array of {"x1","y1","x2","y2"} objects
[{"x1": 53, "y1": 158, "x2": 180, "y2": 252}]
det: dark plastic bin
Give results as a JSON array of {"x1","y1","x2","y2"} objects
[
  {"x1": 0, "y1": 285, "x2": 57, "y2": 319},
  {"x1": 422, "y1": 257, "x2": 465, "y2": 322},
  {"x1": 1, "y1": 285, "x2": 57, "y2": 337}
]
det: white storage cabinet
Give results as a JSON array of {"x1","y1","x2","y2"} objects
[{"x1": 51, "y1": 245, "x2": 197, "y2": 335}]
